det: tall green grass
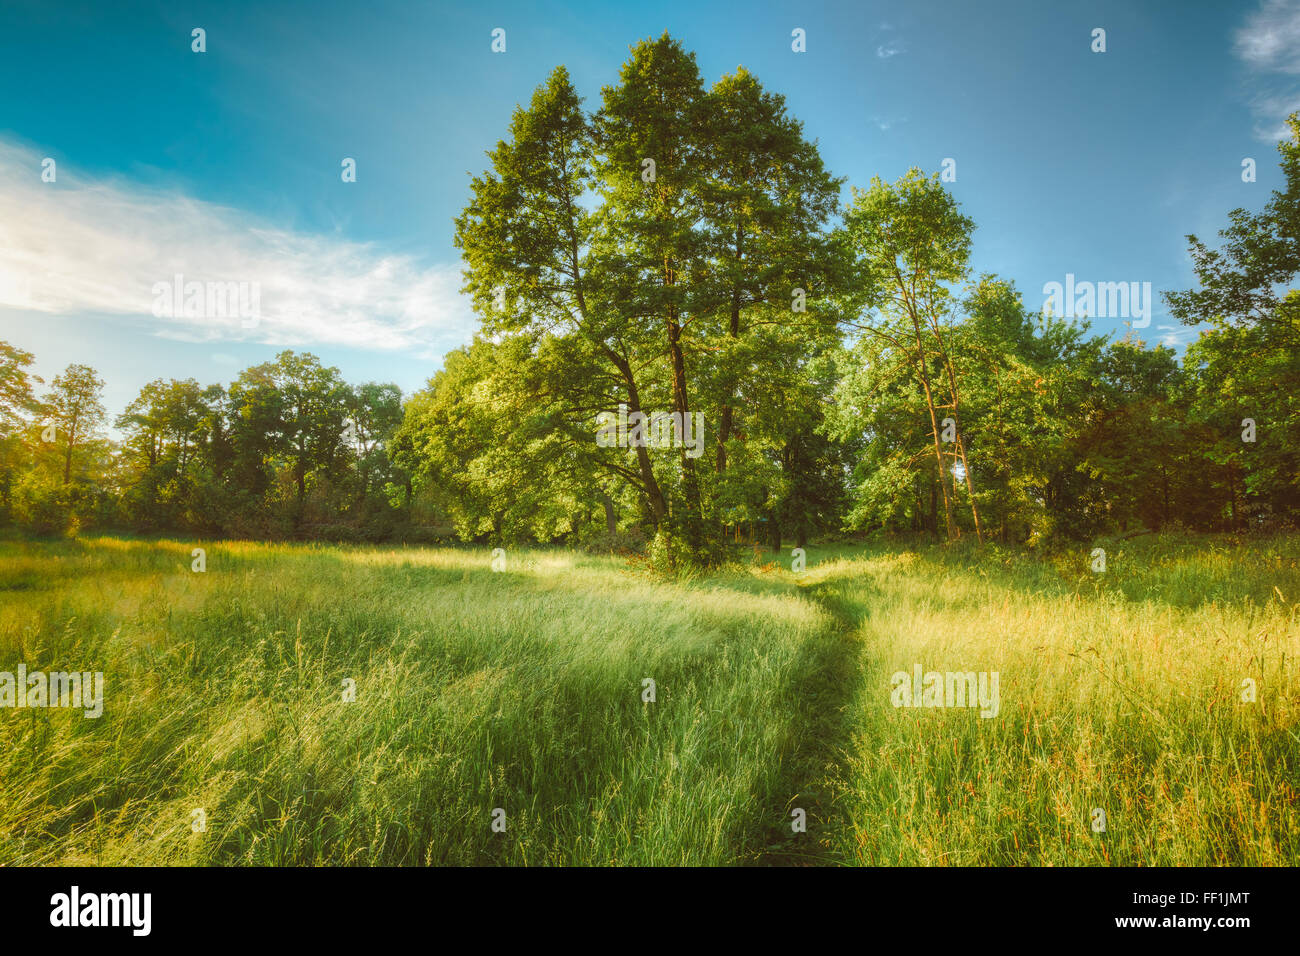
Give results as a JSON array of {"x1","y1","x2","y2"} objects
[
  {"x1": 0, "y1": 538, "x2": 842, "y2": 865},
  {"x1": 0, "y1": 534, "x2": 1295, "y2": 865},
  {"x1": 816, "y1": 536, "x2": 1300, "y2": 865}
]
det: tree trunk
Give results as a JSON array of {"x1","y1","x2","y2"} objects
[
  {"x1": 715, "y1": 289, "x2": 741, "y2": 474},
  {"x1": 624, "y1": 379, "x2": 667, "y2": 525},
  {"x1": 1228, "y1": 463, "x2": 1239, "y2": 531},
  {"x1": 1160, "y1": 465, "x2": 1170, "y2": 531},
  {"x1": 666, "y1": 306, "x2": 704, "y2": 551},
  {"x1": 62, "y1": 416, "x2": 77, "y2": 485},
  {"x1": 953, "y1": 431, "x2": 984, "y2": 543},
  {"x1": 599, "y1": 488, "x2": 617, "y2": 535},
  {"x1": 901, "y1": 299, "x2": 958, "y2": 542},
  {"x1": 917, "y1": 359, "x2": 957, "y2": 541},
  {"x1": 929, "y1": 479, "x2": 939, "y2": 539},
  {"x1": 932, "y1": 327, "x2": 984, "y2": 544}
]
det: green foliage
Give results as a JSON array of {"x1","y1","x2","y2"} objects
[
  {"x1": 10, "y1": 470, "x2": 77, "y2": 536},
  {"x1": 449, "y1": 35, "x2": 850, "y2": 563},
  {"x1": 5, "y1": 45, "x2": 1300, "y2": 551}
]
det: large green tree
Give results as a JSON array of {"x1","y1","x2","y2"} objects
[
  {"x1": 451, "y1": 34, "x2": 848, "y2": 562},
  {"x1": 44, "y1": 364, "x2": 106, "y2": 486}
]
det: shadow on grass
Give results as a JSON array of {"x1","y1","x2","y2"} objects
[{"x1": 744, "y1": 573, "x2": 875, "y2": 866}]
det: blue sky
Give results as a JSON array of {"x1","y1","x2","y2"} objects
[{"x1": 2, "y1": 0, "x2": 1298, "y2": 424}]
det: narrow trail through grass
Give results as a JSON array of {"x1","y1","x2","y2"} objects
[{"x1": 752, "y1": 570, "x2": 872, "y2": 865}]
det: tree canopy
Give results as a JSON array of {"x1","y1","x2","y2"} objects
[{"x1": 3, "y1": 39, "x2": 1297, "y2": 557}]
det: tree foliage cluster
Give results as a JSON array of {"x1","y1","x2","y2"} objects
[
  {"x1": 0, "y1": 348, "x2": 422, "y2": 540},
  {"x1": 3, "y1": 36, "x2": 1296, "y2": 558}
]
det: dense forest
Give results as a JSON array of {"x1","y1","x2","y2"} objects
[{"x1": 2, "y1": 37, "x2": 1297, "y2": 566}]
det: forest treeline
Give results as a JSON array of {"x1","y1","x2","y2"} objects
[{"x1": 2, "y1": 36, "x2": 1297, "y2": 564}]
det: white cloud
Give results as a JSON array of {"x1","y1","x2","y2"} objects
[
  {"x1": 1154, "y1": 324, "x2": 1200, "y2": 350},
  {"x1": 876, "y1": 39, "x2": 903, "y2": 59},
  {"x1": 1235, "y1": 0, "x2": 1300, "y2": 140},
  {"x1": 0, "y1": 139, "x2": 475, "y2": 359},
  {"x1": 1236, "y1": 0, "x2": 1300, "y2": 72}
]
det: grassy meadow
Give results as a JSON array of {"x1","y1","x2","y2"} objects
[{"x1": 0, "y1": 534, "x2": 1297, "y2": 865}]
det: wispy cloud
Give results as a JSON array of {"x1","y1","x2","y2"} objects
[
  {"x1": 0, "y1": 140, "x2": 474, "y2": 359},
  {"x1": 876, "y1": 39, "x2": 904, "y2": 59},
  {"x1": 1234, "y1": 0, "x2": 1300, "y2": 140},
  {"x1": 1236, "y1": 0, "x2": 1300, "y2": 71},
  {"x1": 1155, "y1": 323, "x2": 1200, "y2": 350},
  {"x1": 1244, "y1": 91, "x2": 1300, "y2": 142}
]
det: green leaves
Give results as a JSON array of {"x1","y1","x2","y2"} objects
[
  {"x1": 1165, "y1": 113, "x2": 1300, "y2": 335},
  {"x1": 844, "y1": 169, "x2": 974, "y2": 301},
  {"x1": 443, "y1": 34, "x2": 852, "y2": 555}
]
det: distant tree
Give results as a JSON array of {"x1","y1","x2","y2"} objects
[
  {"x1": 1074, "y1": 338, "x2": 1183, "y2": 533},
  {"x1": 116, "y1": 378, "x2": 217, "y2": 529},
  {"x1": 226, "y1": 351, "x2": 349, "y2": 528},
  {"x1": 346, "y1": 382, "x2": 405, "y2": 504},
  {"x1": 954, "y1": 277, "x2": 1106, "y2": 543},
  {"x1": 0, "y1": 342, "x2": 44, "y2": 521},
  {"x1": 0, "y1": 341, "x2": 43, "y2": 435},
  {"x1": 392, "y1": 336, "x2": 611, "y2": 542},
  {"x1": 44, "y1": 364, "x2": 105, "y2": 486},
  {"x1": 842, "y1": 170, "x2": 981, "y2": 542}
]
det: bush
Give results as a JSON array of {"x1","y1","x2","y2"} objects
[
  {"x1": 11, "y1": 472, "x2": 77, "y2": 537},
  {"x1": 578, "y1": 527, "x2": 647, "y2": 556}
]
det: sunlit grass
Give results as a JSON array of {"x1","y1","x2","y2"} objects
[
  {"x1": 0, "y1": 533, "x2": 1296, "y2": 865},
  {"x1": 820, "y1": 537, "x2": 1300, "y2": 865},
  {"x1": 0, "y1": 537, "x2": 833, "y2": 865}
]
